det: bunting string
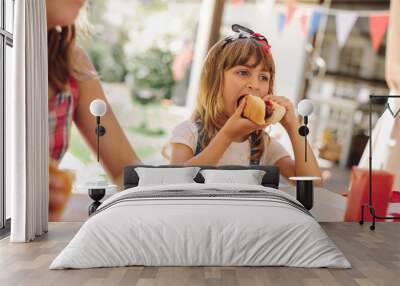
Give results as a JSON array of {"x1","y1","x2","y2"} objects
[
  {"x1": 314, "y1": 8, "x2": 388, "y2": 17},
  {"x1": 230, "y1": 0, "x2": 390, "y2": 52}
]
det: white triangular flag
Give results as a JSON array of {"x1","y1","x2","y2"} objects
[{"x1": 336, "y1": 12, "x2": 358, "y2": 48}]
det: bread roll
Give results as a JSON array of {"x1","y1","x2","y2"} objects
[
  {"x1": 49, "y1": 160, "x2": 74, "y2": 221},
  {"x1": 242, "y1": 95, "x2": 266, "y2": 125},
  {"x1": 242, "y1": 94, "x2": 286, "y2": 125}
]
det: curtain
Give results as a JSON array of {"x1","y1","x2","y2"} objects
[{"x1": 7, "y1": 0, "x2": 48, "y2": 242}]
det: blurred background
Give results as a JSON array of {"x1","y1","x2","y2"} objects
[{"x1": 57, "y1": 0, "x2": 394, "y2": 220}]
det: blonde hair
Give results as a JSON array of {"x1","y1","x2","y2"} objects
[{"x1": 192, "y1": 37, "x2": 276, "y2": 162}]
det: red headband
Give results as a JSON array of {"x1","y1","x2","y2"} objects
[{"x1": 223, "y1": 24, "x2": 272, "y2": 56}]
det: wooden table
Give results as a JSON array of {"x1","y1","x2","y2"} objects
[
  {"x1": 281, "y1": 185, "x2": 400, "y2": 222},
  {"x1": 280, "y1": 185, "x2": 347, "y2": 222}
]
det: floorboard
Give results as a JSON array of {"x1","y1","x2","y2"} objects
[{"x1": 0, "y1": 222, "x2": 398, "y2": 286}]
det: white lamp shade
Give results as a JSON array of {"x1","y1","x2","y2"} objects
[
  {"x1": 90, "y1": 99, "x2": 107, "y2": 117},
  {"x1": 297, "y1": 99, "x2": 314, "y2": 116}
]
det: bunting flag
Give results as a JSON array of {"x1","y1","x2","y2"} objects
[
  {"x1": 285, "y1": 2, "x2": 297, "y2": 25},
  {"x1": 231, "y1": 0, "x2": 245, "y2": 5},
  {"x1": 299, "y1": 13, "x2": 309, "y2": 37},
  {"x1": 369, "y1": 14, "x2": 389, "y2": 53},
  {"x1": 278, "y1": 11, "x2": 286, "y2": 33},
  {"x1": 273, "y1": 4, "x2": 389, "y2": 50},
  {"x1": 335, "y1": 12, "x2": 358, "y2": 48},
  {"x1": 308, "y1": 10, "x2": 323, "y2": 38}
]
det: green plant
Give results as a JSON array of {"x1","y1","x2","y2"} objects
[
  {"x1": 128, "y1": 46, "x2": 175, "y2": 99},
  {"x1": 83, "y1": 29, "x2": 129, "y2": 83}
]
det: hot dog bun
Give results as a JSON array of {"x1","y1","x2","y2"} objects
[
  {"x1": 242, "y1": 94, "x2": 286, "y2": 125},
  {"x1": 264, "y1": 99, "x2": 286, "y2": 125},
  {"x1": 242, "y1": 95, "x2": 266, "y2": 125}
]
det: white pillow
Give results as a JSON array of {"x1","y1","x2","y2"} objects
[
  {"x1": 135, "y1": 167, "x2": 200, "y2": 186},
  {"x1": 200, "y1": 169, "x2": 266, "y2": 185}
]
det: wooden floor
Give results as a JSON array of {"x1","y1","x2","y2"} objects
[{"x1": 0, "y1": 223, "x2": 399, "y2": 286}]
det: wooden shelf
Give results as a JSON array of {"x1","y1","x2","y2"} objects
[{"x1": 325, "y1": 71, "x2": 388, "y2": 87}]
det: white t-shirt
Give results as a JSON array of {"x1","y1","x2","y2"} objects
[{"x1": 162, "y1": 120, "x2": 290, "y2": 166}]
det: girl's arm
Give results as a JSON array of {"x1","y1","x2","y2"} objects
[
  {"x1": 170, "y1": 100, "x2": 264, "y2": 165},
  {"x1": 275, "y1": 122, "x2": 323, "y2": 187},
  {"x1": 73, "y1": 48, "x2": 142, "y2": 186},
  {"x1": 266, "y1": 95, "x2": 323, "y2": 187},
  {"x1": 170, "y1": 131, "x2": 231, "y2": 165}
]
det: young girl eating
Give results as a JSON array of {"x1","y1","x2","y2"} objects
[{"x1": 163, "y1": 25, "x2": 322, "y2": 185}]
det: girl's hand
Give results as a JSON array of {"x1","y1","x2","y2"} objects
[
  {"x1": 221, "y1": 99, "x2": 265, "y2": 142},
  {"x1": 263, "y1": 95, "x2": 299, "y2": 131}
]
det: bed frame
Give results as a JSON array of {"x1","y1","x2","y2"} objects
[{"x1": 123, "y1": 165, "x2": 280, "y2": 190}]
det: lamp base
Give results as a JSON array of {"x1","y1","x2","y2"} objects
[
  {"x1": 289, "y1": 177, "x2": 321, "y2": 210},
  {"x1": 296, "y1": 180, "x2": 314, "y2": 210},
  {"x1": 88, "y1": 188, "x2": 106, "y2": 215}
]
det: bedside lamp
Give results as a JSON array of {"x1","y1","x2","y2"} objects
[
  {"x1": 87, "y1": 99, "x2": 107, "y2": 215},
  {"x1": 89, "y1": 99, "x2": 107, "y2": 162},
  {"x1": 290, "y1": 99, "x2": 321, "y2": 210},
  {"x1": 297, "y1": 99, "x2": 314, "y2": 162}
]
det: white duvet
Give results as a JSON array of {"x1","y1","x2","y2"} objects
[{"x1": 50, "y1": 183, "x2": 351, "y2": 269}]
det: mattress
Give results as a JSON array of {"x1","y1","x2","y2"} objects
[{"x1": 50, "y1": 183, "x2": 351, "y2": 269}]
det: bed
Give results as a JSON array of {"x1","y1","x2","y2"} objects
[{"x1": 50, "y1": 165, "x2": 350, "y2": 269}]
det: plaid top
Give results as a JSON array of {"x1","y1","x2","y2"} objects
[{"x1": 48, "y1": 78, "x2": 79, "y2": 162}]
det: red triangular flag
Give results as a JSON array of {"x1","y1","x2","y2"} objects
[
  {"x1": 232, "y1": 0, "x2": 245, "y2": 6},
  {"x1": 299, "y1": 13, "x2": 308, "y2": 37},
  {"x1": 369, "y1": 14, "x2": 389, "y2": 53},
  {"x1": 286, "y1": 3, "x2": 297, "y2": 25}
]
